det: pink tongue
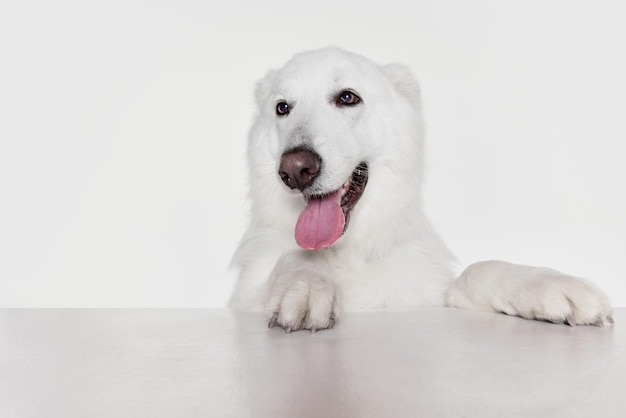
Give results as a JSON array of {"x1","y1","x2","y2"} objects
[{"x1": 295, "y1": 190, "x2": 345, "y2": 250}]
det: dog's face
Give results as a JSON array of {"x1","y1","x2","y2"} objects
[{"x1": 248, "y1": 47, "x2": 425, "y2": 250}]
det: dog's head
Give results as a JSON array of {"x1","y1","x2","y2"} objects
[{"x1": 247, "y1": 47, "x2": 425, "y2": 251}]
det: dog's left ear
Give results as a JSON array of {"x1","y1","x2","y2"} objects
[{"x1": 383, "y1": 63, "x2": 422, "y2": 108}]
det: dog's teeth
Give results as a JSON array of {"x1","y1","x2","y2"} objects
[{"x1": 340, "y1": 179, "x2": 351, "y2": 197}]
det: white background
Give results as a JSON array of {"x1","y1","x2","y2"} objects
[{"x1": 1, "y1": 0, "x2": 625, "y2": 307}]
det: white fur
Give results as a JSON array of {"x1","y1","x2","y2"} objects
[{"x1": 229, "y1": 47, "x2": 613, "y2": 331}]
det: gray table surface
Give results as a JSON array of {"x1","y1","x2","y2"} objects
[{"x1": 1, "y1": 308, "x2": 624, "y2": 418}]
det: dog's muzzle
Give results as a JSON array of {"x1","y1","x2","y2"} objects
[{"x1": 277, "y1": 148, "x2": 368, "y2": 250}]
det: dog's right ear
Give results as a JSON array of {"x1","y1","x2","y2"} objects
[{"x1": 254, "y1": 70, "x2": 278, "y2": 107}]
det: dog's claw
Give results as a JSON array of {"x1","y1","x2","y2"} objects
[
  {"x1": 328, "y1": 312, "x2": 336, "y2": 329},
  {"x1": 597, "y1": 314, "x2": 615, "y2": 327},
  {"x1": 268, "y1": 314, "x2": 278, "y2": 329}
]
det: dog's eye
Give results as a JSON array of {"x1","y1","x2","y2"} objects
[
  {"x1": 337, "y1": 90, "x2": 361, "y2": 106},
  {"x1": 276, "y1": 101, "x2": 290, "y2": 116}
]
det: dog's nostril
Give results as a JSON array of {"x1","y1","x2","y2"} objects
[
  {"x1": 278, "y1": 148, "x2": 321, "y2": 191},
  {"x1": 279, "y1": 171, "x2": 293, "y2": 187}
]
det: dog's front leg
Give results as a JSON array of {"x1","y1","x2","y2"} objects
[
  {"x1": 266, "y1": 251, "x2": 338, "y2": 333},
  {"x1": 446, "y1": 260, "x2": 614, "y2": 326}
]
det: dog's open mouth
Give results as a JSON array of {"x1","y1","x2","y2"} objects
[{"x1": 295, "y1": 162, "x2": 368, "y2": 250}]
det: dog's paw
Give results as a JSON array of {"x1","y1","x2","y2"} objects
[
  {"x1": 505, "y1": 272, "x2": 614, "y2": 327},
  {"x1": 267, "y1": 275, "x2": 337, "y2": 333},
  {"x1": 449, "y1": 261, "x2": 614, "y2": 327}
]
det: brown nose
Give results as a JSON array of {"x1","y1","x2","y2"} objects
[{"x1": 278, "y1": 148, "x2": 322, "y2": 191}]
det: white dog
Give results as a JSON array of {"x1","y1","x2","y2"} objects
[{"x1": 229, "y1": 47, "x2": 613, "y2": 332}]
